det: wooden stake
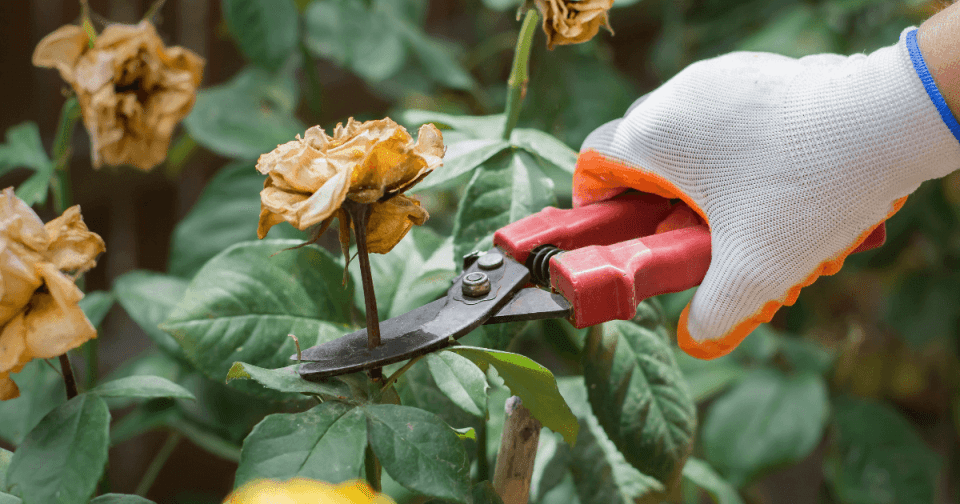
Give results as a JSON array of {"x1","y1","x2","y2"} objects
[{"x1": 493, "y1": 396, "x2": 541, "y2": 504}]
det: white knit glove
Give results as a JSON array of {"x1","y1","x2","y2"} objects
[{"x1": 575, "y1": 27, "x2": 960, "y2": 359}]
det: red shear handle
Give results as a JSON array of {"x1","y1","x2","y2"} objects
[
  {"x1": 493, "y1": 192, "x2": 887, "y2": 329},
  {"x1": 494, "y1": 192, "x2": 674, "y2": 264},
  {"x1": 551, "y1": 226, "x2": 710, "y2": 328}
]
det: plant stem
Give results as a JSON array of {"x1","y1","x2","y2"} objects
[
  {"x1": 59, "y1": 354, "x2": 78, "y2": 400},
  {"x1": 51, "y1": 97, "x2": 81, "y2": 214},
  {"x1": 135, "y1": 431, "x2": 182, "y2": 496},
  {"x1": 501, "y1": 9, "x2": 539, "y2": 140},
  {"x1": 380, "y1": 355, "x2": 424, "y2": 392},
  {"x1": 477, "y1": 419, "x2": 490, "y2": 482},
  {"x1": 364, "y1": 444, "x2": 382, "y2": 493},
  {"x1": 341, "y1": 199, "x2": 383, "y2": 381}
]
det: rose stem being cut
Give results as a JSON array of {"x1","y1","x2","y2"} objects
[{"x1": 341, "y1": 199, "x2": 383, "y2": 381}]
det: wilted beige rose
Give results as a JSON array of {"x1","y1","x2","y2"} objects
[
  {"x1": 0, "y1": 188, "x2": 105, "y2": 400},
  {"x1": 256, "y1": 118, "x2": 443, "y2": 254},
  {"x1": 534, "y1": 0, "x2": 615, "y2": 49},
  {"x1": 33, "y1": 21, "x2": 205, "y2": 171},
  {"x1": 224, "y1": 478, "x2": 395, "y2": 504}
]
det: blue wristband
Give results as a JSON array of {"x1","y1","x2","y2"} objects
[{"x1": 906, "y1": 28, "x2": 960, "y2": 144}]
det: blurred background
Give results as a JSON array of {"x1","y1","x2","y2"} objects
[{"x1": 1, "y1": 0, "x2": 957, "y2": 502}]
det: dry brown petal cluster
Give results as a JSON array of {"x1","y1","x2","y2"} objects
[
  {"x1": 534, "y1": 0, "x2": 615, "y2": 50},
  {"x1": 0, "y1": 188, "x2": 105, "y2": 400},
  {"x1": 256, "y1": 118, "x2": 444, "y2": 255},
  {"x1": 33, "y1": 21, "x2": 205, "y2": 171}
]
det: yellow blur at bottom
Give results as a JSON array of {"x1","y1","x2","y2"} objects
[{"x1": 224, "y1": 478, "x2": 397, "y2": 504}]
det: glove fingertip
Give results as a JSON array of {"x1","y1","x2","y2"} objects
[{"x1": 676, "y1": 303, "x2": 759, "y2": 360}]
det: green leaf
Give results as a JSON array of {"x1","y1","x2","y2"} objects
[
  {"x1": 395, "y1": 357, "x2": 480, "y2": 431},
  {"x1": 184, "y1": 67, "x2": 304, "y2": 159},
  {"x1": 112, "y1": 270, "x2": 189, "y2": 357},
  {"x1": 161, "y1": 240, "x2": 356, "y2": 396},
  {"x1": 79, "y1": 290, "x2": 114, "y2": 328},
  {"x1": 167, "y1": 161, "x2": 305, "y2": 278},
  {"x1": 453, "y1": 150, "x2": 557, "y2": 260},
  {"x1": 226, "y1": 362, "x2": 351, "y2": 399},
  {"x1": 354, "y1": 227, "x2": 455, "y2": 320},
  {"x1": 222, "y1": 0, "x2": 299, "y2": 70},
  {"x1": 416, "y1": 139, "x2": 511, "y2": 191},
  {"x1": 363, "y1": 404, "x2": 471, "y2": 502},
  {"x1": 304, "y1": 0, "x2": 408, "y2": 82},
  {"x1": 681, "y1": 458, "x2": 745, "y2": 504},
  {"x1": 525, "y1": 48, "x2": 636, "y2": 148},
  {"x1": 235, "y1": 402, "x2": 367, "y2": 488},
  {"x1": 0, "y1": 123, "x2": 54, "y2": 206},
  {"x1": 470, "y1": 481, "x2": 504, "y2": 504},
  {"x1": 824, "y1": 397, "x2": 940, "y2": 504},
  {"x1": 398, "y1": 21, "x2": 473, "y2": 90},
  {"x1": 510, "y1": 128, "x2": 577, "y2": 196},
  {"x1": 0, "y1": 360, "x2": 67, "y2": 445},
  {"x1": 6, "y1": 394, "x2": 110, "y2": 504},
  {"x1": 398, "y1": 111, "x2": 505, "y2": 140},
  {"x1": 736, "y1": 5, "x2": 836, "y2": 58},
  {"x1": 425, "y1": 352, "x2": 487, "y2": 417},
  {"x1": 583, "y1": 318, "x2": 697, "y2": 485},
  {"x1": 674, "y1": 350, "x2": 746, "y2": 402},
  {"x1": 701, "y1": 369, "x2": 829, "y2": 487},
  {"x1": 886, "y1": 272, "x2": 960, "y2": 348},
  {"x1": 0, "y1": 123, "x2": 49, "y2": 174},
  {"x1": 90, "y1": 376, "x2": 195, "y2": 401},
  {"x1": 557, "y1": 377, "x2": 667, "y2": 504},
  {"x1": 0, "y1": 493, "x2": 20, "y2": 504},
  {"x1": 452, "y1": 426, "x2": 476, "y2": 441},
  {"x1": 530, "y1": 427, "x2": 573, "y2": 502},
  {"x1": 89, "y1": 494, "x2": 157, "y2": 504},
  {"x1": 447, "y1": 346, "x2": 578, "y2": 445},
  {"x1": 0, "y1": 448, "x2": 11, "y2": 489}
]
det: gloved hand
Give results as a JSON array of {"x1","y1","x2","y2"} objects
[{"x1": 575, "y1": 27, "x2": 960, "y2": 359}]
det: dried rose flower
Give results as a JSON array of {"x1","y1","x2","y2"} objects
[
  {"x1": 534, "y1": 0, "x2": 615, "y2": 50},
  {"x1": 256, "y1": 118, "x2": 444, "y2": 254},
  {"x1": 225, "y1": 478, "x2": 395, "y2": 504},
  {"x1": 33, "y1": 21, "x2": 205, "y2": 171},
  {"x1": 0, "y1": 188, "x2": 105, "y2": 400}
]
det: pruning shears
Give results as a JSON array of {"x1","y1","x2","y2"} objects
[{"x1": 295, "y1": 191, "x2": 886, "y2": 381}]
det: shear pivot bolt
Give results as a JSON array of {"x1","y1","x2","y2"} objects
[
  {"x1": 477, "y1": 252, "x2": 503, "y2": 270},
  {"x1": 462, "y1": 272, "x2": 491, "y2": 297}
]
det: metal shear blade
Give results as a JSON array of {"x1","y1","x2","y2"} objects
[{"x1": 296, "y1": 248, "x2": 571, "y2": 381}]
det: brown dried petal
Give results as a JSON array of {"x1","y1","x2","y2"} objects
[
  {"x1": 534, "y1": 0, "x2": 614, "y2": 50},
  {"x1": 257, "y1": 167, "x2": 352, "y2": 238},
  {"x1": 365, "y1": 196, "x2": 429, "y2": 254},
  {"x1": 43, "y1": 205, "x2": 106, "y2": 274},
  {"x1": 0, "y1": 374, "x2": 18, "y2": 401},
  {"x1": 31, "y1": 24, "x2": 89, "y2": 82},
  {"x1": 256, "y1": 118, "x2": 443, "y2": 244},
  {"x1": 24, "y1": 263, "x2": 94, "y2": 360},
  {"x1": 34, "y1": 21, "x2": 205, "y2": 172}
]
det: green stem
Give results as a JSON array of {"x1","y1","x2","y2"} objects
[
  {"x1": 501, "y1": 9, "x2": 539, "y2": 140},
  {"x1": 364, "y1": 444, "x2": 382, "y2": 492},
  {"x1": 380, "y1": 355, "x2": 424, "y2": 393},
  {"x1": 477, "y1": 419, "x2": 489, "y2": 482},
  {"x1": 135, "y1": 431, "x2": 182, "y2": 496},
  {"x1": 50, "y1": 97, "x2": 81, "y2": 214}
]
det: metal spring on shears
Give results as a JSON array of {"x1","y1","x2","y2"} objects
[{"x1": 526, "y1": 245, "x2": 562, "y2": 287}]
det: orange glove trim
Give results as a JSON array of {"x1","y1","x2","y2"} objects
[{"x1": 574, "y1": 149, "x2": 907, "y2": 359}]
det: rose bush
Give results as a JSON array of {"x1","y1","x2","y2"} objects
[{"x1": 0, "y1": 1, "x2": 950, "y2": 504}]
